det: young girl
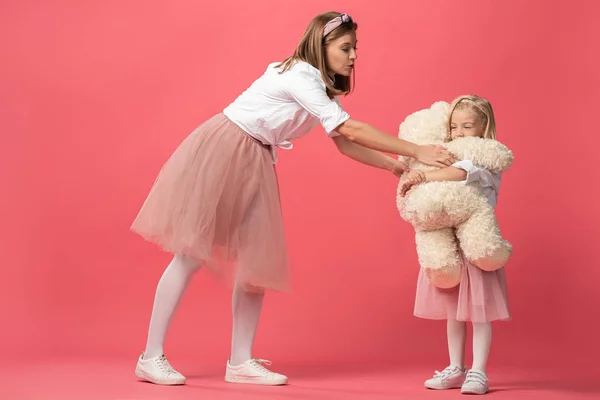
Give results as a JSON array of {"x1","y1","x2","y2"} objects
[
  {"x1": 400, "y1": 95, "x2": 510, "y2": 395},
  {"x1": 131, "y1": 12, "x2": 454, "y2": 387}
]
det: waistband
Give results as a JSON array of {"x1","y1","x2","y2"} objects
[
  {"x1": 245, "y1": 132, "x2": 272, "y2": 150},
  {"x1": 221, "y1": 113, "x2": 293, "y2": 164},
  {"x1": 221, "y1": 113, "x2": 272, "y2": 150}
]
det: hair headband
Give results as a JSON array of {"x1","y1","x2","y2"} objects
[
  {"x1": 323, "y1": 13, "x2": 352, "y2": 37},
  {"x1": 457, "y1": 98, "x2": 487, "y2": 117}
]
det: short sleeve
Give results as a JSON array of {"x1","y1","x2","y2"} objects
[
  {"x1": 452, "y1": 160, "x2": 501, "y2": 190},
  {"x1": 283, "y1": 68, "x2": 350, "y2": 136}
]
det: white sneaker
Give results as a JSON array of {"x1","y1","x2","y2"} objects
[
  {"x1": 135, "y1": 353, "x2": 186, "y2": 385},
  {"x1": 461, "y1": 369, "x2": 489, "y2": 395},
  {"x1": 424, "y1": 365, "x2": 467, "y2": 390},
  {"x1": 225, "y1": 358, "x2": 288, "y2": 386}
]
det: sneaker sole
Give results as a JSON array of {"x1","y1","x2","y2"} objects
[
  {"x1": 135, "y1": 366, "x2": 186, "y2": 385},
  {"x1": 224, "y1": 376, "x2": 288, "y2": 386},
  {"x1": 425, "y1": 382, "x2": 464, "y2": 390},
  {"x1": 461, "y1": 387, "x2": 488, "y2": 395}
]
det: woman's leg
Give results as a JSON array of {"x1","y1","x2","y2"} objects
[
  {"x1": 230, "y1": 283, "x2": 264, "y2": 365},
  {"x1": 135, "y1": 254, "x2": 203, "y2": 386},
  {"x1": 225, "y1": 283, "x2": 288, "y2": 386},
  {"x1": 143, "y1": 254, "x2": 204, "y2": 358},
  {"x1": 135, "y1": 255, "x2": 203, "y2": 385}
]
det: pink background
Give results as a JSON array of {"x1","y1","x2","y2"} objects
[{"x1": 1, "y1": 0, "x2": 599, "y2": 377}]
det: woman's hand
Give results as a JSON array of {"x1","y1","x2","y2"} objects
[
  {"x1": 390, "y1": 159, "x2": 410, "y2": 177},
  {"x1": 414, "y1": 144, "x2": 455, "y2": 168},
  {"x1": 399, "y1": 170, "x2": 426, "y2": 197}
]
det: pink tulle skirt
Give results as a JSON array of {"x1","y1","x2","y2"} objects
[
  {"x1": 131, "y1": 113, "x2": 290, "y2": 292},
  {"x1": 414, "y1": 252, "x2": 511, "y2": 322}
]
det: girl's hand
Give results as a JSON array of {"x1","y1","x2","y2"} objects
[
  {"x1": 390, "y1": 159, "x2": 410, "y2": 177},
  {"x1": 415, "y1": 144, "x2": 455, "y2": 167},
  {"x1": 399, "y1": 170, "x2": 426, "y2": 197}
]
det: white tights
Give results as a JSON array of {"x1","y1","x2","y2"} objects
[
  {"x1": 447, "y1": 319, "x2": 492, "y2": 372},
  {"x1": 143, "y1": 254, "x2": 264, "y2": 366}
]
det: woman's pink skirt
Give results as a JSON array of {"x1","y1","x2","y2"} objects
[
  {"x1": 414, "y1": 252, "x2": 511, "y2": 323},
  {"x1": 131, "y1": 113, "x2": 290, "y2": 292}
]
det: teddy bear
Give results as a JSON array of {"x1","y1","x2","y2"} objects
[{"x1": 396, "y1": 101, "x2": 514, "y2": 289}]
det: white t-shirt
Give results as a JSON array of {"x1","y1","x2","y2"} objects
[
  {"x1": 223, "y1": 60, "x2": 351, "y2": 163},
  {"x1": 452, "y1": 160, "x2": 501, "y2": 209}
]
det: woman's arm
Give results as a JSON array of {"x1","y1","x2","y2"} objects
[
  {"x1": 332, "y1": 136, "x2": 409, "y2": 176},
  {"x1": 281, "y1": 70, "x2": 453, "y2": 168},
  {"x1": 335, "y1": 118, "x2": 454, "y2": 168}
]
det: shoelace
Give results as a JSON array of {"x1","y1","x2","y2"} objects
[
  {"x1": 156, "y1": 355, "x2": 176, "y2": 373},
  {"x1": 465, "y1": 370, "x2": 488, "y2": 385},
  {"x1": 433, "y1": 366, "x2": 462, "y2": 381},
  {"x1": 249, "y1": 358, "x2": 273, "y2": 374}
]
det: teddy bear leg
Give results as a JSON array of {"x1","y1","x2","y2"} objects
[
  {"x1": 456, "y1": 209, "x2": 512, "y2": 271},
  {"x1": 415, "y1": 229, "x2": 462, "y2": 289}
]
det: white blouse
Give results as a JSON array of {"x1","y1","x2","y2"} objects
[
  {"x1": 223, "y1": 60, "x2": 351, "y2": 163},
  {"x1": 452, "y1": 160, "x2": 502, "y2": 209}
]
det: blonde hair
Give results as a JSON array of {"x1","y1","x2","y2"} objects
[
  {"x1": 276, "y1": 11, "x2": 358, "y2": 97},
  {"x1": 448, "y1": 95, "x2": 497, "y2": 139}
]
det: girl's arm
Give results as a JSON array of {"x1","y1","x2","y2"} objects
[
  {"x1": 422, "y1": 161, "x2": 500, "y2": 185},
  {"x1": 335, "y1": 119, "x2": 454, "y2": 168},
  {"x1": 423, "y1": 167, "x2": 467, "y2": 182},
  {"x1": 399, "y1": 161, "x2": 499, "y2": 197},
  {"x1": 332, "y1": 135, "x2": 409, "y2": 176},
  {"x1": 399, "y1": 168, "x2": 465, "y2": 197},
  {"x1": 443, "y1": 160, "x2": 500, "y2": 189}
]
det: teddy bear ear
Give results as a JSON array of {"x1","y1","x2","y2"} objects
[
  {"x1": 431, "y1": 101, "x2": 450, "y2": 112},
  {"x1": 431, "y1": 102, "x2": 451, "y2": 119},
  {"x1": 399, "y1": 101, "x2": 451, "y2": 143}
]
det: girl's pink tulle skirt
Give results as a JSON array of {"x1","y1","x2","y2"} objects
[
  {"x1": 131, "y1": 113, "x2": 290, "y2": 292},
  {"x1": 414, "y1": 252, "x2": 511, "y2": 323}
]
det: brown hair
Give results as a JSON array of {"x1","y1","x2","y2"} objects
[
  {"x1": 276, "y1": 11, "x2": 358, "y2": 97},
  {"x1": 448, "y1": 94, "x2": 497, "y2": 139}
]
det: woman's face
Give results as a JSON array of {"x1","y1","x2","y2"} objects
[{"x1": 325, "y1": 32, "x2": 357, "y2": 77}]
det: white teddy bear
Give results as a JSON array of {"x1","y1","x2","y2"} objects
[{"x1": 396, "y1": 101, "x2": 514, "y2": 288}]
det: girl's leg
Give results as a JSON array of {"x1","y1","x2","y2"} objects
[
  {"x1": 424, "y1": 319, "x2": 468, "y2": 390},
  {"x1": 460, "y1": 322, "x2": 492, "y2": 394},
  {"x1": 472, "y1": 322, "x2": 492, "y2": 372},
  {"x1": 143, "y1": 254, "x2": 204, "y2": 358},
  {"x1": 447, "y1": 318, "x2": 467, "y2": 368}
]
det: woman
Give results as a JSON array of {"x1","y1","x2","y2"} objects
[{"x1": 132, "y1": 11, "x2": 454, "y2": 387}]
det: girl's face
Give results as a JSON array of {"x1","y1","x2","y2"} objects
[
  {"x1": 450, "y1": 109, "x2": 485, "y2": 140},
  {"x1": 325, "y1": 32, "x2": 357, "y2": 77}
]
